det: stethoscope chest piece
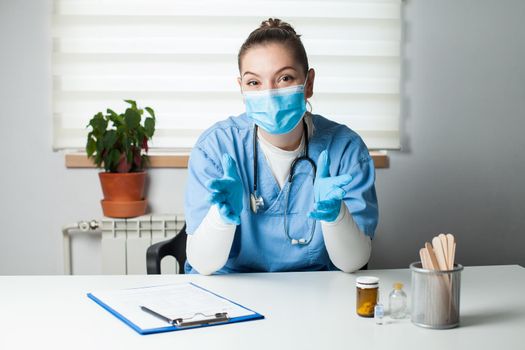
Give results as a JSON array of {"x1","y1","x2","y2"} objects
[
  {"x1": 291, "y1": 238, "x2": 308, "y2": 245},
  {"x1": 250, "y1": 192, "x2": 265, "y2": 214}
]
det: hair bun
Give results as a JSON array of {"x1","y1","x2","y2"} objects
[
  {"x1": 238, "y1": 18, "x2": 309, "y2": 76},
  {"x1": 260, "y1": 18, "x2": 297, "y2": 36}
]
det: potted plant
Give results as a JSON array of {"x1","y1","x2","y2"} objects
[{"x1": 86, "y1": 100, "x2": 156, "y2": 218}]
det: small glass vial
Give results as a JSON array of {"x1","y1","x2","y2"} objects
[
  {"x1": 374, "y1": 303, "x2": 385, "y2": 325},
  {"x1": 389, "y1": 282, "x2": 407, "y2": 319},
  {"x1": 356, "y1": 276, "x2": 379, "y2": 317}
]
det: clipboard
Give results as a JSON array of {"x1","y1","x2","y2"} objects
[{"x1": 87, "y1": 282, "x2": 264, "y2": 335}]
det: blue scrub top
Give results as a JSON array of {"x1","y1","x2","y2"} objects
[{"x1": 184, "y1": 113, "x2": 378, "y2": 274}]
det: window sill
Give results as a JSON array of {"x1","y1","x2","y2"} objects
[{"x1": 65, "y1": 151, "x2": 389, "y2": 169}]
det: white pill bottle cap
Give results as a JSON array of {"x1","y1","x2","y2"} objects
[{"x1": 356, "y1": 276, "x2": 379, "y2": 289}]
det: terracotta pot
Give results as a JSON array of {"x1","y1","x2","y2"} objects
[
  {"x1": 98, "y1": 172, "x2": 147, "y2": 218},
  {"x1": 100, "y1": 199, "x2": 147, "y2": 218},
  {"x1": 99, "y1": 171, "x2": 146, "y2": 201}
]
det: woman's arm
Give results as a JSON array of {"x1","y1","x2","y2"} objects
[
  {"x1": 186, "y1": 204, "x2": 236, "y2": 275},
  {"x1": 321, "y1": 203, "x2": 371, "y2": 273}
]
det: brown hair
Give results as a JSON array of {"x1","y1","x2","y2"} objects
[{"x1": 237, "y1": 18, "x2": 309, "y2": 76}]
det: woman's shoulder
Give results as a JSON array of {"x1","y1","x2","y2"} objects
[
  {"x1": 311, "y1": 114, "x2": 372, "y2": 165},
  {"x1": 312, "y1": 114, "x2": 366, "y2": 146}
]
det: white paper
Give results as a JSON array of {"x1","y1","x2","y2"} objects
[{"x1": 90, "y1": 283, "x2": 256, "y2": 330}]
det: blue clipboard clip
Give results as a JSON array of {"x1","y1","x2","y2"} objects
[{"x1": 140, "y1": 306, "x2": 229, "y2": 328}]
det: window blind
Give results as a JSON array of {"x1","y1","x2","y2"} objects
[{"x1": 52, "y1": 0, "x2": 401, "y2": 151}]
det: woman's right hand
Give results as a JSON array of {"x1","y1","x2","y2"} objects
[{"x1": 206, "y1": 154, "x2": 244, "y2": 225}]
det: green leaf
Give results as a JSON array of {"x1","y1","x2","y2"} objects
[
  {"x1": 126, "y1": 149, "x2": 133, "y2": 164},
  {"x1": 96, "y1": 138, "x2": 104, "y2": 155},
  {"x1": 106, "y1": 108, "x2": 118, "y2": 117},
  {"x1": 121, "y1": 133, "x2": 128, "y2": 149},
  {"x1": 106, "y1": 109, "x2": 119, "y2": 124},
  {"x1": 124, "y1": 100, "x2": 137, "y2": 110},
  {"x1": 124, "y1": 108, "x2": 141, "y2": 129},
  {"x1": 86, "y1": 137, "x2": 96, "y2": 157},
  {"x1": 88, "y1": 112, "x2": 106, "y2": 132},
  {"x1": 86, "y1": 113, "x2": 97, "y2": 129},
  {"x1": 144, "y1": 107, "x2": 155, "y2": 119},
  {"x1": 114, "y1": 114, "x2": 124, "y2": 127},
  {"x1": 103, "y1": 129, "x2": 118, "y2": 149},
  {"x1": 95, "y1": 153, "x2": 103, "y2": 168},
  {"x1": 108, "y1": 149, "x2": 121, "y2": 171},
  {"x1": 144, "y1": 117, "x2": 155, "y2": 138}
]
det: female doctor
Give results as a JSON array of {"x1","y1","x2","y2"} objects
[{"x1": 184, "y1": 18, "x2": 378, "y2": 275}]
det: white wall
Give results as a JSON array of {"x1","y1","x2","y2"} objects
[
  {"x1": 0, "y1": 0, "x2": 523, "y2": 275},
  {"x1": 372, "y1": 0, "x2": 525, "y2": 268}
]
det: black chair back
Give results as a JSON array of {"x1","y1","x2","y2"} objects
[{"x1": 146, "y1": 224, "x2": 187, "y2": 274}]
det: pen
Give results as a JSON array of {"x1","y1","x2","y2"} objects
[
  {"x1": 140, "y1": 305, "x2": 174, "y2": 325},
  {"x1": 140, "y1": 305, "x2": 230, "y2": 328}
]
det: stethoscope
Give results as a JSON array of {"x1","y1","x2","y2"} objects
[{"x1": 250, "y1": 119, "x2": 317, "y2": 245}]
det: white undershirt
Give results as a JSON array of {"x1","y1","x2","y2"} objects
[
  {"x1": 257, "y1": 132, "x2": 304, "y2": 189},
  {"x1": 186, "y1": 126, "x2": 372, "y2": 275}
]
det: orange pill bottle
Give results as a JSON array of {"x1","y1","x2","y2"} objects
[{"x1": 356, "y1": 276, "x2": 379, "y2": 317}]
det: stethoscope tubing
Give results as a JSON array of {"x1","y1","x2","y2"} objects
[
  {"x1": 253, "y1": 119, "x2": 315, "y2": 192},
  {"x1": 251, "y1": 119, "x2": 317, "y2": 245}
]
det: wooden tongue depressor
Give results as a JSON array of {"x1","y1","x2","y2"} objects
[
  {"x1": 432, "y1": 236, "x2": 449, "y2": 271},
  {"x1": 420, "y1": 248, "x2": 432, "y2": 269},
  {"x1": 429, "y1": 239, "x2": 453, "y2": 319},
  {"x1": 438, "y1": 234, "x2": 449, "y2": 267},
  {"x1": 424, "y1": 242, "x2": 439, "y2": 270},
  {"x1": 419, "y1": 248, "x2": 427, "y2": 269},
  {"x1": 451, "y1": 242, "x2": 456, "y2": 270},
  {"x1": 425, "y1": 249, "x2": 433, "y2": 270},
  {"x1": 446, "y1": 234, "x2": 455, "y2": 269}
]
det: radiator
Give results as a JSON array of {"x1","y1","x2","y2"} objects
[{"x1": 63, "y1": 214, "x2": 185, "y2": 275}]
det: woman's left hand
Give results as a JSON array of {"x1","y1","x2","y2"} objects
[{"x1": 308, "y1": 150, "x2": 352, "y2": 222}]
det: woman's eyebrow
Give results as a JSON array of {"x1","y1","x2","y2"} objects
[
  {"x1": 242, "y1": 71, "x2": 259, "y2": 77},
  {"x1": 274, "y1": 66, "x2": 298, "y2": 74},
  {"x1": 242, "y1": 66, "x2": 298, "y2": 78}
]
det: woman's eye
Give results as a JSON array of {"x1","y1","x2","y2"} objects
[
  {"x1": 247, "y1": 81, "x2": 258, "y2": 86},
  {"x1": 279, "y1": 75, "x2": 295, "y2": 83}
]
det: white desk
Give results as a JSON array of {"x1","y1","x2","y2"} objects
[{"x1": 1, "y1": 265, "x2": 523, "y2": 350}]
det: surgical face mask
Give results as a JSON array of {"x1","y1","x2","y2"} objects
[{"x1": 243, "y1": 79, "x2": 307, "y2": 135}]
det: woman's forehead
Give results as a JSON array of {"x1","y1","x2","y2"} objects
[{"x1": 240, "y1": 43, "x2": 302, "y2": 76}]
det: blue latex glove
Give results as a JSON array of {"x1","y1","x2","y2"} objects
[
  {"x1": 308, "y1": 150, "x2": 353, "y2": 222},
  {"x1": 206, "y1": 154, "x2": 244, "y2": 225}
]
